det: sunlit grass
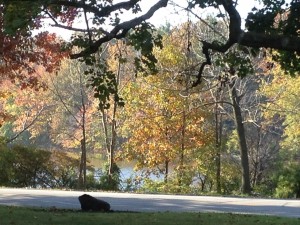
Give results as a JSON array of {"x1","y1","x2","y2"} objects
[{"x1": 0, "y1": 206, "x2": 299, "y2": 225}]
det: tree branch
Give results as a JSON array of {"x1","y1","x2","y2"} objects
[
  {"x1": 49, "y1": 0, "x2": 141, "y2": 20},
  {"x1": 51, "y1": 24, "x2": 90, "y2": 33},
  {"x1": 240, "y1": 32, "x2": 300, "y2": 52},
  {"x1": 193, "y1": 0, "x2": 242, "y2": 87},
  {"x1": 193, "y1": 0, "x2": 300, "y2": 87},
  {"x1": 7, "y1": 106, "x2": 47, "y2": 143},
  {"x1": 70, "y1": 0, "x2": 169, "y2": 59}
]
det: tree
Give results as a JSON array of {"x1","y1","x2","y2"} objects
[
  {"x1": 0, "y1": 5, "x2": 67, "y2": 126},
  {"x1": 228, "y1": 78, "x2": 251, "y2": 194},
  {"x1": 45, "y1": 59, "x2": 96, "y2": 188},
  {"x1": 2, "y1": 1, "x2": 299, "y2": 72},
  {"x1": 121, "y1": 74, "x2": 213, "y2": 186},
  {"x1": 0, "y1": 4, "x2": 64, "y2": 147},
  {"x1": 262, "y1": 69, "x2": 300, "y2": 155},
  {"x1": 120, "y1": 26, "x2": 214, "y2": 190},
  {"x1": 97, "y1": 41, "x2": 129, "y2": 190},
  {"x1": 261, "y1": 63, "x2": 300, "y2": 197},
  {"x1": 0, "y1": 9, "x2": 66, "y2": 87},
  {"x1": 191, "y1": 0, "x2": 300, "y2": 86},
  {"x1": 189, "y1": 15, "x2": 254, "y2": 194},
  {"x1": 0, "y1": 58, "x2": 97, "y2": 188},
  {"x1": 0, "y1": 78, "x2": 55, "y2": 146}
]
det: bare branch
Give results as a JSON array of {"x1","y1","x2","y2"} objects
[
  {"x1": 7, "y1": 106, "x2": 47, "y2": 143},
  {"x1": 51, "y1": 24, "x2": 90, "y2": 33},
  {"x1": 49, "y1": 0, "x2": 141, "y2": 18}
]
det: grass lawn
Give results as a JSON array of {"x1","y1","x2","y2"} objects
[{"x1": 0, "y1": 206, "x2": 299, "y2": 225}]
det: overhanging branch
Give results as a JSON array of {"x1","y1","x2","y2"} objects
[
  {"x1": 193, "y1": 0, "x2": 242, "y2": 87},
  {"x1": 193, "y1": 0, "x2": 300, "y2": 87},
  {"x1": 49, "y1": 0, "x2": 140, "y2": 18},
  {"x1": 240, "y1": 32, "x2": 300, "y2": 52},
  {"x1": 70, "y1": 0, "x2": 169, "y2": 59}
]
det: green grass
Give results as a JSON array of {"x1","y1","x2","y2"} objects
[{"x1": 0, "y1": 206, "x2": 299, "y2": 225}]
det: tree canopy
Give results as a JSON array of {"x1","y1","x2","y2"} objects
[{"x1": 1, "y1": 1, "x2": 299, "y2": 79}]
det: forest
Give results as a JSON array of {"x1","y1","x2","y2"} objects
[{"x1": 0, "y1": 0, "x2": 299, "y2": 199}]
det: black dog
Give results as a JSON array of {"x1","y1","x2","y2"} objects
[{"x1": 78, "y1": 194, "x2": 110, "y2": 212}]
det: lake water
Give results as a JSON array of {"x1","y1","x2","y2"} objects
[{"x1": 91, "y1": 159, "x2": 165, "y2": 190}]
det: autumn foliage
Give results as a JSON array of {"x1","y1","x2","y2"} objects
[
  {"x1": 0, "y1": 0, "x2": 300, "y2": 197},
  {"x1": 0, "y1": 6, "x2": 69, "y2": 126},
  {"x1": 0, "y1": 6, "x2": 68, "y2": 89}
]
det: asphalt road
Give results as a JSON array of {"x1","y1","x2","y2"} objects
[{"x1": 0, "y1": 188, "x2": 299, "y2": 218}]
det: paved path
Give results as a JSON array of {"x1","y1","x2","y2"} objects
[{"x1": 0, "y1": 188, "x2": 299, "y2": 218}]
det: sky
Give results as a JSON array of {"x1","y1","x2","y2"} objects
[
  {"x1": 144, "y1": 0, "x2": 261, "y2": 27},
  {"x1": 44, "y1": 0, "x2": 261, "y2": 40}
]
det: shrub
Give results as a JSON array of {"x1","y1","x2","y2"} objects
[
  {"x1": 275, "y1": 163, "x2": 300, "y2": 198},
  {"x1": 99, "y1": 162, "x2": 121, "y2": 191},
  {"x1": 0, "y1": 145, "x2": 51, "y2": 187}
]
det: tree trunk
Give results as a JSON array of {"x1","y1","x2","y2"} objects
[
  {"x1": 101, "y1": 109, "x2": 115, "y2": 185},
  {"x1": 163, "y1": 126, "x2": 170, "y2": 184},
  {"x1": 164, "y1": 160, "x2": 169, "y2": 183},
  {"x1": 77, "y1": 71, "x2": 88, "y2": 189},
  {"x1": 100, "y1": 99, "x2": 118, "y2": 188},
  {"x1": 252, "y1": 126, "x2": 261, "y2": 187},
  {"x1": 78, "y1": 154, "x2": 83, "y2": 188},
  {"x1": 215, "y1": 105, "x2": 222, "y2": 194},
  {"x1": 214, "y1": 88, "x2": 223, "y2": 194},
  {"x1": 109, "y1": 106, "x2": 117, "y2": 181},
  {"x1": 178, "y1": 109, "x2": 186, "y2": 186},
  {"x1": 78, "y1": 138, "x2": 87, "y2": 189},
  {"x1": 229, "y1": 83, "x2": 251, "y2": 194},
  {"x1": 101, "y1": 47, "x2": 122, "y2": 188}
]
